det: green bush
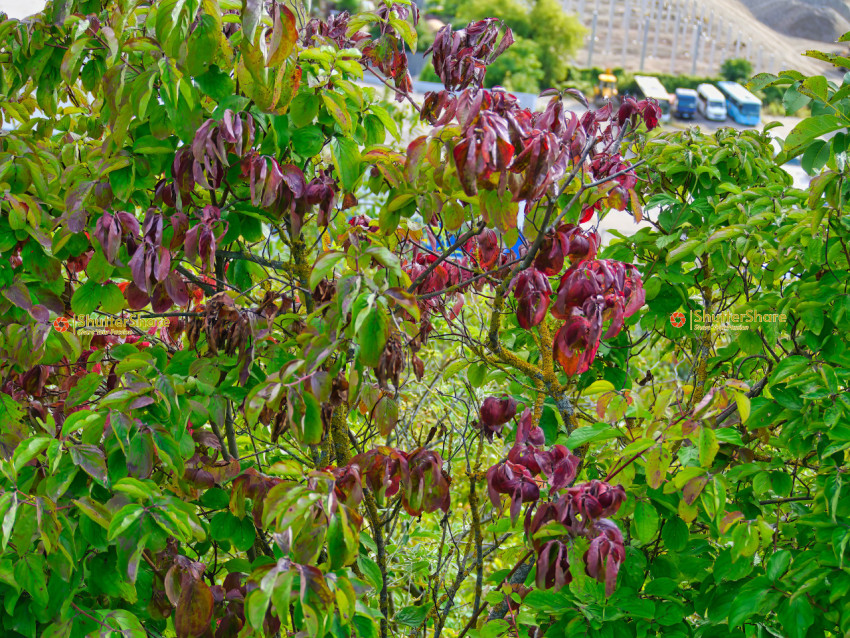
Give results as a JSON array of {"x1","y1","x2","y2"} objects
[
  {"x1": 484, "y1": 36, "x2": 545, "y2": 92},
  {"x1": 721, "y1": 57, "x2": 754, "y2": 83}
]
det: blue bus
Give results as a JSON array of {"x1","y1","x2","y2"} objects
[
  {"x1": 673, "y1": 88, "x2": 698, "y2": 119},
  {"x1": 716, "y1": 81, "x2": 761, "y2": 126}
]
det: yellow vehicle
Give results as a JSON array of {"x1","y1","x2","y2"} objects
[{"x1": 594, "y1": 70, "x2": 619, "y2": 106}]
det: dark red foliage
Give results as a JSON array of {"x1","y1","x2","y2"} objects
[
  {"x1": 184, "y1": 205, "x2": 226, "y2": 273},
  {"x1": 336, "y1": 446, "x2": 451, "y2": 517},
  {"x1": 550, "y1": 260, "x2": 645, "y2": 375},
  {"x1": 486, "y1": 460, "x2": 540, "y2": 524},
  {"x1": 585, "y1": 518, "x2": 626, "y2": 596},
  {"x1": 304, "y1": 7, "x2": 418, "y2": 101},
  {"x1": 128, "y1": 210, "x2": 169, "y2": 294},
  {"x1": 302, "y1": 170, "x2": 337, "y2": 227},
  {"x1": 241, "y1": 153, "x2": 307, "y2": 231},
  {"x1": 541, "y1": 445, "x2": 581, "y2": 491},
  {"x1": 514, "y1": 408, "x2": 544, "y2": 446},
  {"x1": 504, "y1": 411, "x2": 578, "y2": 488},
  {"x1": 332, "y1": 464, "x2": 363, "y2": 509},
  {"x1": 231, "y1": 469, "x2": 284, "y2": 528},
  {"x1": 181, "y1": 110, "x2": 255, "y2": 194},
  {"x1": 511, "y1": 268, "x2": 551, "y2": 329},
  {"x1": 403, "y1": 449, "x2": 451, "y2": 515},
  {"x1": 476, "y1": 394, "x2": 517, "y2": 441},
  {"x1": 475, "y1": 228, "x2": 501, "y2": 270},
  {"x1": 518, "y1": 479, "x2": 627, "y2": 594},
  {"x1": 301, "y1": 12, "x2": 368, "y2": 49},
  {"x1": 94, "y1": 210, "x2": 140, "y2": 264},
  {"x1": 427, "y1": 19, "x2": 514, "y2": 91},
  {"x1": 535, "y1": 540, "x2": 572, "y2": 590},
  {"x1": 480, "y1": 395, "x2": 517, "y2": 427},
  {"x1": 567, "y1": 479, "x2": 626, "y2": 520},
  {"x1": 617, "y1": 97, "x2": 662, "y2": 131},
  {"x1": 534, "y1": 224, "x2": 600, "y2": 275}
]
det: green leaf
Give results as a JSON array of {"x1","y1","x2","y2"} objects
[
  {"x1": 715, "y1": 428, "x2": 744, "y2": 445},
  {"x1": 633, "y1": 501, "x2": 659, "y2": 543},
  {"x1": 783, "y1": 114, "x2": 846, "y2": 160},
  {"x1": 69, "y1": 444, "x2": 108, "y2": 486},
  {"x1": 66, "y1": 372, "x2": 102, "y2": 408},
  {"x1": 728, "y1": 584, "x2": 768, "y2": 628},
  {"x1": 766, "y1": 549, "x2": 792, "y2": 581},
  {"x1": 309, "y1": 251, "x2": 346, "y2": 289},
  {"x1": 246, "y1": 586, "x2": 272, "y2": 629},
  {"x1": 661, "y1": 516, "x2": 688, "y2": 551},
  {"x1": 291, "y1": 125, "x2": 325, "y2": 157},
  {"x1": 374, "y1": 396, "x2": 398, "y2": 437},
  {"x1": 769, "y1": 355, "x2": 809, "y2": 385},
  {"x1": 388, "y1": 16, "x2": 417, "y2": 50},
  {"x1": 70, "y1": 280, "x2": 101, "y2": 315},
  {"x1": 480, "y1": 190, "x2": 518, "y2": 233},
  {"x1": 60, "y1": 36, "x2": 89, "y2": 84},
  {"x1": 289, "y1": 93, "x2": 320, "y2": 127},
  {"x1": 14, "y1": 555, "x2": 48, "y2": 608},
  {"x1": 331, "y1": 136, "x2": 362, "y2": 192},
  {"x1": 322, "y1": 92, "x2": 353, "y2": 136},
  {"x1": 368, "y1": 105, "x2": 399, "y2": 141},
  {"x1": 395, "y1": 604, "x2": 431, "y2": 628},
  {"x1": 295, "y1": 392, "x2": 323, "y2": 445},
  {"x1": 73, "y1": 497, "x2": 112, "y2": 529},
  {"x1": 357, "y1": 305, "x2": 389, "y2": 368},
  {"x1": 86, "y1": 247, "x2": 114, "y2": 281},
  {"x1": 666, "y1": 239, "x2": 701, "y2": 265},
  {"x1": 12, "y1": 436, "x2": 51, "y2": 472},
  {"x1": 108, "y1": 504, "x2": 145, "y2": 541},
  {"x1": 357, "y1": 555, "x2": 383, "y2": 591},
  {"x1": 565, "y1": 423, "x2": 619, "y2": 449},
  {"x1": 698, "y1": 426, "x2": 719, "y2": 467},
  {"x1": 777, "y1": 596, "x2": 814, "y2": 638},
  {"x1": 467, "y1": 362, "x2": 487, "y2": 388},
  {"x1": 0, "y1": 492, "x2": 18, "y2": 551},
  {"x1": 240, "y1": 0, "x2": 262, "y2": 44}
]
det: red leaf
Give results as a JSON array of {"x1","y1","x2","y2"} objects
[{"x1": 175, "y1": 578, "x2": 214, "y2": 638}]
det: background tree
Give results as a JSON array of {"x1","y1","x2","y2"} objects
[{"x1": 720, "y1": 57, "x2": 754, "y2": 83}]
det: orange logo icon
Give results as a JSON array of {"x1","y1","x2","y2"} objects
[
  {"x1": 670, "y1": 311, "x2": 685, "y2": 328},
  {"x1": 53, "y1": 317, "x2": 69, "y2": 332}
]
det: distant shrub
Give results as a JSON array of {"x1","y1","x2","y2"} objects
[{"x1": 721, "y1": 58, "x2": 754, "y2": 83}]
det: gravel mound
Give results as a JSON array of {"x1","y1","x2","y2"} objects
[{"x1": 744, "y1": 0, "x2": 850, "y2": 42}]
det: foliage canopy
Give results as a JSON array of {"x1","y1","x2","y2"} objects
[{"x1": 0, "y1": 2, "x2": 849, "y2": 638}]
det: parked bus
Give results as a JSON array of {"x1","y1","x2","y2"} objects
[
  {"x1": 673, "y1": 88, "x2": 698, "y2": 119},
  {"x1": 697, "y1": 83, "x2": 727, "y2": 121},
  {"x1": 634, "y1": 75, "x2": 671, "y2": 122},
  {"x1": 716, "y1": 81, "x2": 761, "y2": 126}
]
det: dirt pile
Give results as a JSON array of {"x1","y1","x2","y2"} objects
[{"x1": 745, "y1": 0, "x2": 850, "y2": 42}]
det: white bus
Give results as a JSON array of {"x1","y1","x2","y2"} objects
[
  {"x1": 634, "y1": 75, "x2": 671, "y2": 122},
  {"x1": 697, "y1": 83, "x2": 727, "y2": 121}
]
